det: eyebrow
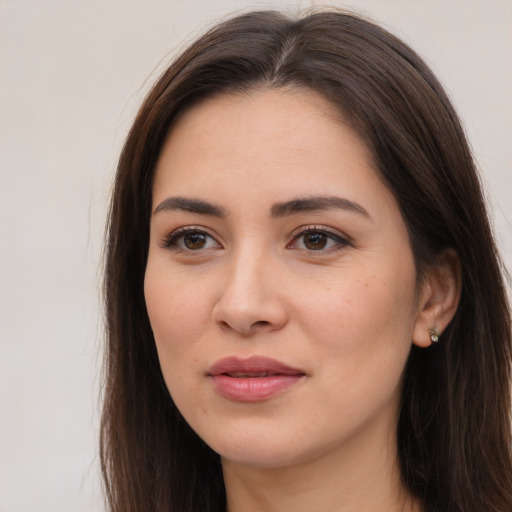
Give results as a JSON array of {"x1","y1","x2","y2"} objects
[
  {"x1": 153, "y1": 194, "x2": 370, "y2": 220},
  {"x1": 153, "y1": 197, "x2": 227, "y2": 217},
  {"x1": 270, "y1": 195, "x2": 371, "y2": 219}
]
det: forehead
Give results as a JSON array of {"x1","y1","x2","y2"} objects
[{"x1": 152, "y1": 88, "x2": 391, "y2": 216}]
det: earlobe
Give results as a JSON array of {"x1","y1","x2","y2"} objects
[{"x1": 412, "y1": 248, "x2": 462, "y2": 348}]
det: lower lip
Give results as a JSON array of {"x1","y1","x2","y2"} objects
[{"x1": 209, "y1": 374, "x2": 304, "y2": 402}]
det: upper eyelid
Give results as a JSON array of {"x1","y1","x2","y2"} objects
[
  {"x1": 289, "y1": 224, "x2": 349, "y2": 241},
  {"x1": 166, "y1": 225, "x2": 217, "y2": 238}
]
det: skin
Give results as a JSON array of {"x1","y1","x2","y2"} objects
[{"x1": 144, "y1": 88, "x2": 459, "y2": 512}]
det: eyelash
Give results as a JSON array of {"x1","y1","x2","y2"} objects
[
  {"x1": 287, "y1": 225, "x2": 350, "y2": 253},
  {"x1": 161, "y1": 226, "x2": 219, "y2": 251},
  {"x1": 161, "y1": 225, "x2": 350, "y2": 253}
]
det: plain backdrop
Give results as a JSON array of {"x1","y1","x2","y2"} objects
[{"x1": 1, "y1": 1, "x2": 510, "y2": 511}]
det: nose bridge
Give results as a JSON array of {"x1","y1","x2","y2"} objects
[
  {"x1": 228, "y1": 240, "x2": 267, "y2": 296},
  {"x1": 212, "y1": 237, "x2": 287, "y2": 334}
]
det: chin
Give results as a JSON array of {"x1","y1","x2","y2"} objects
[
  {"x1": 219, "y1": 445, "x2": 306, "y2": 470},
  {"x1": 200, "y1": 421, "x2": 346, "y2": 471},
  {"x1": 200, "y1": 425, "x2": 307, "y2": 469}
]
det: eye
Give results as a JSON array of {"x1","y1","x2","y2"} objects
[
  {"x1": 288, "y1": 227, "x2": 349, "y2": 252},
  {"x1": 163, "y1": 227, "x2": 221, "y2": 251}
]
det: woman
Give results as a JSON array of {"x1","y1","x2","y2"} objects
[{"x1": 101, "y1": 9, "x2": 512, "y2": 512}]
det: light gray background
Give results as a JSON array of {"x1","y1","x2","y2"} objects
[{"x1": 1, "y1": 1, "x2": 510, "y2": 511}]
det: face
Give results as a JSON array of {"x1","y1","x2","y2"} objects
[{"x1": 145, "y1": 89, "x2": 424, "y2": 470}]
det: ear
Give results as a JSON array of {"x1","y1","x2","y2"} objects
[{"x1": 412, "y1": 248, "x2": 462, "y2": 348}]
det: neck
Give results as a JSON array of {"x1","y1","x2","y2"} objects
[{"x1": 221, "y1": 420, "x2": 420, "y2": 512}]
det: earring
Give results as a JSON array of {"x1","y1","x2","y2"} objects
[{"x1": 429, "y1": 328, "x2": 439, "y2": 343}]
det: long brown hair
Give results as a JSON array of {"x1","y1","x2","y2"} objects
[{"x1": 101, "y1": 10, "x2": 512, "y2": 512}]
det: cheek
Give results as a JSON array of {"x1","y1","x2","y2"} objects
[
  {"x1": 296, "y1": 266, "x2": 418, "y2": 379},
  {"x1": 144, "y1": 266, "x2": 211, "y2": 353},
  {"x1": 296, "y1": 273, "x2": 417, "y2": 428},
  {"x1": 144, "y1": 268, "x2": 211, "y2": 407}
]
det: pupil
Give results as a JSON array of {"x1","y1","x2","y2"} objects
[
  {"x1": 304, "y1": 232, "x2": 327, "y2": 250},
  {"x1": 184, "y1": 232, "x2": 206, "y2": 249}
]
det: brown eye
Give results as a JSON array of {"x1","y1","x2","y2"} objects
[
  {"x1": 163, "y1": 228, "x2": 221, "y2": 251},
  {"x1": 183, "y1": 232, "x2": 208, "y2": 250},
  {"x1": 303, "y1": 232, "x2": 328, "y2": 250},
  {"x1": 288, "y1": 228, "x2": 349, "y2": 252}
]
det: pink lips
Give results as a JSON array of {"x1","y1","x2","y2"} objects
[{"x1": 207, "y1": 356, "x2": 305, "y2": 402}]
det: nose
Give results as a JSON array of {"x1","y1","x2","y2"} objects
[{"x1": 211, "y1": 248, "x2": 288, "y2": 336}]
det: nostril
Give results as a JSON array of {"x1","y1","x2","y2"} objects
[
  {"x1": 254, "y1": 320, "x2": 270, "y2": 326},
  {"x1": 217, "y1": 319, "x2": 270, "y2": 334}
]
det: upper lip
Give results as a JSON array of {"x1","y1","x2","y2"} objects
[{"x1": 207, "y1": 356, "x2": 305, "y2": 377}]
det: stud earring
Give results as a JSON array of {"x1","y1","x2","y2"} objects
[{"x1": 429, "y1": 328, "x2": 439, "y2": 343}]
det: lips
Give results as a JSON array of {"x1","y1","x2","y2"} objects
[{"x1": 207, "y1": 356, "x2": 305, "y2": 402}]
